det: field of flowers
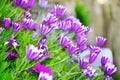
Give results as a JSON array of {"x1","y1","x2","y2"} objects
[{"x1": 0, "y1": 0, "x2": 117, "y2": 80}]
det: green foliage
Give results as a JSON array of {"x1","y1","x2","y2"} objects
[
  {"x1": 0, "y1": 0, "x2": 24, "y2": 21},
  {"x1": 113, "y1": 71, "x2": 120, "y2": 80},
  {"x1": 0, "y1": 1, "x2": 104, "y2": 80},
  {"x1": 0, "y1": 28, "x2": 83, "y2": 80},
  {"x1": 75, "y1": 2, "x2": 90, "y2": 26},
  {"x1": 0, "y1": 23, "x2": 104, "y2": 80}
]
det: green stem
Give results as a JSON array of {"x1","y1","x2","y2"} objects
[
  {"x1": 47, "y1": 56, "x2": 69, "y2": 67},
  {"x1": 66, "y1": 71, "x2": 82, "y2": 75},
  {"x1": 63, "y1": 65, "x2": 78, "y2": 76},
  {"x1": 13, "y1": 57, "x2": 29, "y2": 79}
]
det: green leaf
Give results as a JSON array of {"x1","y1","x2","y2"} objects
[{"x1": 0, "y1": 61, "x2": 9, "y2": 73}]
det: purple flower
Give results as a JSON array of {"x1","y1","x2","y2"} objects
[
  {"x1": 13, "y1": 0, "x2": 21, "y2": 5},
  {"x1": 39, "y1": 0, "x2": 48, "y2": 8},
  {"x1": 26, "y1": 44, "x2": 44, "y2": 60},
  {"x1": 71, "y1": 22, "x2": 82, "y2": 33},
  {"x1": 27, "y1": 19, "x2": 37, "y2": 30},
  {"x1": 39, "y1": 24, "x2": 52, "y2": 35},
  {"x1": 20, "y1": 0, "x2": 29, "y2": 9},
  {"x1": 79, "y1": 58, "x2": 89, "y2": 69},
  {"x1": 96, "y1": 36, "x2": 106, "y2": 47},
  {"x1": 22, "y1": 18, "x2": 28, "y2": 29},
  {"x1": 58, "y1": 16, "x2": 78, "y2": 30},
  {"x1": 13, "y1": 0, "x2": 35, "y2": 9},
  {"x1": 105, "y1": 76, "x2": 113, "y2": 80},
  {"x1": 90, "y1": 45, "x2": 101, "y2": 54},
  {"x1": 22, "y1": 18, "x2": 28, "y2": 26},
  {"x1": 38, "y1": 36, "x2": 47, "y2": 44},
  {"x1": 75, "y1": 26, "x2": 92, "y2": 36},
  {"x1": 7, "y1": 51, "x2": 18, "y2": 60},
  {"x1": 58, "y1": 18, "x2": 72, "y2": 31},
  {"x1": 32, "y1": 63, "x2": 53, "y2": 80},
  {"x1": 40, "y1": 52, "x2": 50, "y2": 61},
  {"x1": 39, "y1": 14, "x2": 57, "y2": 35},
  {"x1": 53, "y1": 5, "x2": 66, "y2": 17},
  {"x1": 2, "y1": 18, "x2": 11, "y2": 28},
  {"x1": 59, "y1": 35, "x2": 71, "y2": 48},
  {"x1": 28, "y1": 0, "x2": 36, "y2": 8},
  {"x1": 23, "y1": 11, "x2": 31, "y2": 18},
  {"x1": 67, "y1": 44, "x2": 80, "y2": 55},
  {"x1": 89, "y1": 52, "x2": 98, "y2": 63},
  {"x1": 22, "y1": 18, "x2": 37, "y2": 30},
  {"x1": 83, "y1": 67, "x2": 96, "y2": 78},
  {"x1": 39, "y1": 43, "x2": 48, "y2": 51},
  {"x1": 42, "y1": 13, "x2": 58, "y2": 28},
  {"x1": 84, "y1": 27, "x2": 91, "y2": 34},
  {"x1": 14, "y1": 0, "x2": 28, "y2": 9},
  {"x1": 26, "y1": 44, "x2": 48, "y2": 61},
  {"x1": 4, "y1": 35, "x2": 18, "y2": 48},
  {"x1": 76, "y1": 35, "x2": 88, "y2": 50},
  {"x1": 102, "y1": 62, "x2": 117, "y2": 76},
  {"x1": 101, "y1": 56, "x2": 109, "y2": 66},
  {"x1": 12, "y1": 22, "x2": 20, "y2": 32}
]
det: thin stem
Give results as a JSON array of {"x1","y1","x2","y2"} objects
[
  {"x1": 47, "y1": 56, "x2": 69, "y2": 67},
  {"x1": 13, "y1": 57, "x2": 29, "y2": 79},
  {"x1": 66, "y1": 71, "x2": 82, "y2": 75},
  {"x1": 64, "y1": 65, "x2": 78, "y2": 76}
]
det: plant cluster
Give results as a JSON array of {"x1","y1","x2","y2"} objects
[{"x1": 0, "y1": 0, "x2": 117, "y2": 80}]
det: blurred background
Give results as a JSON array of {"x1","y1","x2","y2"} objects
[
  {"x1": 48, "y1": 0, "x2": 120, "y2": 79},
  {"x1": 0, "y1": 0, "x2": 120, "y2": 79}
]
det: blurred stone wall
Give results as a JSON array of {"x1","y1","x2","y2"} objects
[{"x1": 108, "y1": 0, "x2": 120, "y2": 73}]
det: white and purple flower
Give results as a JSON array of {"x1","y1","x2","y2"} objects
[
  {"x1": 12, "y1": 22, "x2": 20, "y2": 32},
  {"x1": 39, "y1": 24, "x2": 52, "y2": 35},
  {"x1": 89, "y1": 52, "x2": 98, "y2": 63},
  {"x1": 2, "y1": 18, "x2": 11, "y2": 28},
  {"x1": 101, "y1": 56, "x2": 109, "y2": 66},
  {"x1": 33, "y1": 63, "x2": 53, "y2": 80},
  {"x1": 105, "y1": 76, "x2": 113, "y2": 80},
  {"x1": 26, "y1": 44, "x2": 49, "y2": 61},
  {"x1": 23, "y1": 10, "x2": 31, "y2": 18},
  {"x1": 76, "y1": 35, "x2": 88, "y2": 50},
  {"x1": 71, "y1": 22, "x2": 82, "y2": 33},
  {"x1": 26, "y1": 44, "x2": 44, "y2": 60},
  {"x1": 83, "y1": 66, "x2": 96, "y2": 78},
  {"x1": 42, "y1": 13, "x2": 58, "y2": 28},
  {"x1": 38, "y1": 36, "x2": 47, "y2": 44},
  {"x1": 7, "y1": 51, "x2": 18, "y2": 60},
  {"x1": 90, "y1": 45, "x2": 101, "y2": 54},
  {"x1": 58, "y1": 18, "x2": 72, "y2": 31},
  {"x1": 67, "y1": 44, "x2": 80, "y2": 55},
  {"x1": 96, "y1": 36, "x2": 106, "y2": 47},
  {"x1": 59, "y1": 35, "x2": 71, "y2": 48},
  {"x1": 102, "y1": 62, "x2": 117, "y2": 76},
  {"x1": 53, "y1": 5, "x2": 66, "y2": 17},
  {"x1": 4, "y1": 35, "x2": 18, "y2": 48},
  {"x1": 13, "y1": 0, "x2": 35, "y2": 9},
  {"x1": 22, "y1": 18, "x2": 37, "y2": 30},
  {"x1": 79, "y1": 58, "x2": 89, "y2": 69}
]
